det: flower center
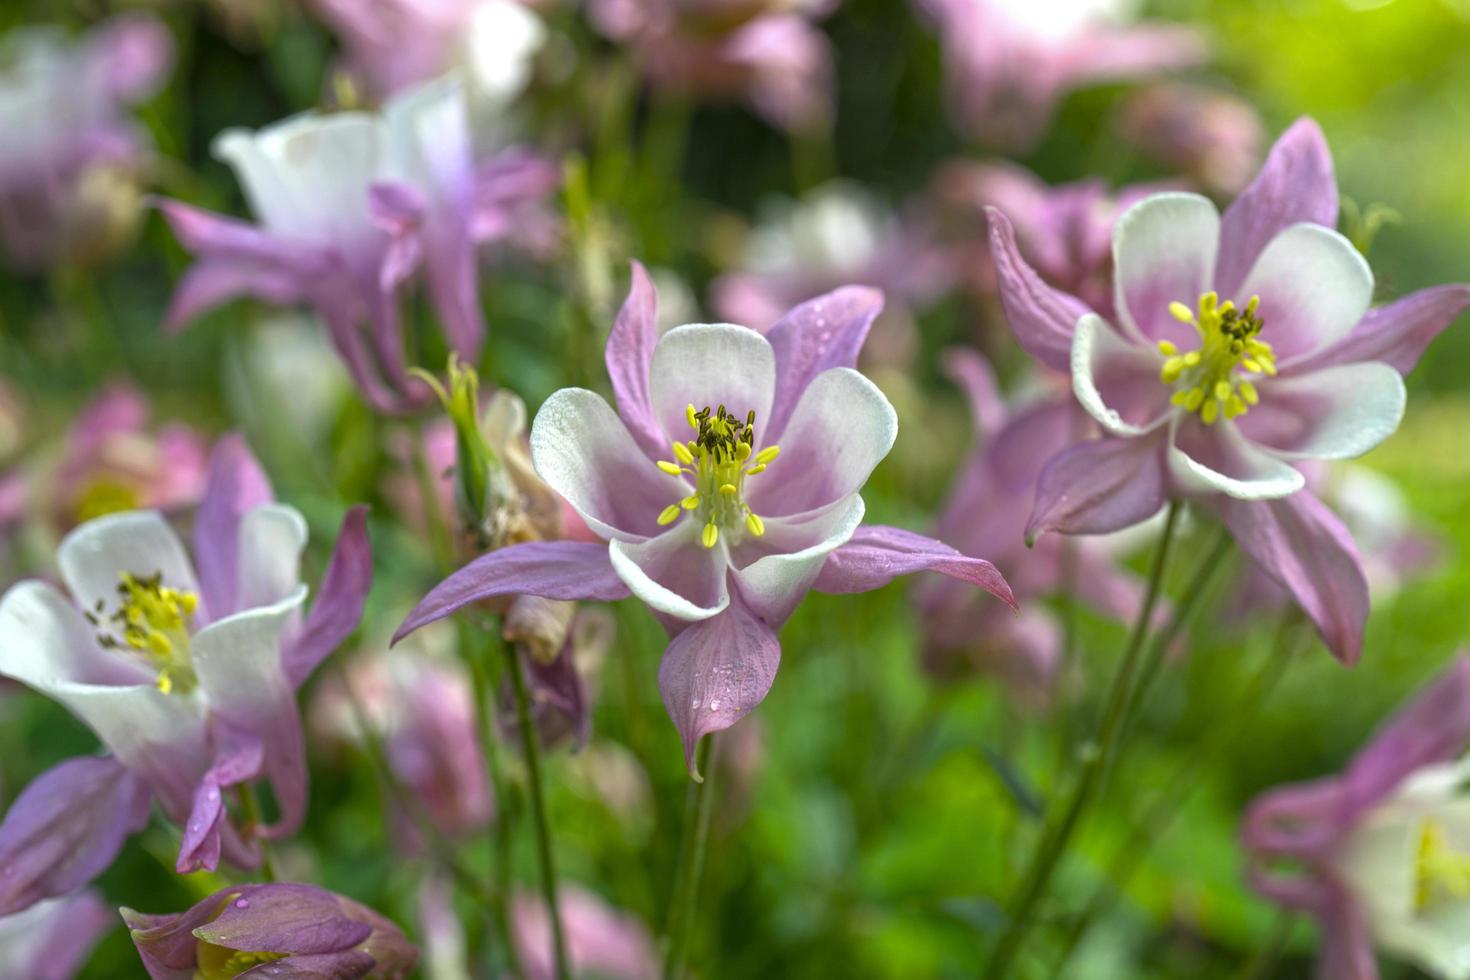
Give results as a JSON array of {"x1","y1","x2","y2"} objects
[
  {"x1": 196, "y1": 942, "x2": 290, "y2": 979},
  {"x1": 653, "y1": 403, "x2": 779, "y2": 549},
  {"x1": 1415, "y1": 818, "x2": 1470, "y2": 914},
  {"x1": 85, "y1": 571, "x2": 199, "y2": 695},
  {"x1": 1158, "y1": 291, "x2": 1277, "y2": 425}
]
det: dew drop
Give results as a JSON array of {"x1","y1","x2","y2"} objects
[
  {"x1": 689, "y1": 697, "x2": 701, "y2": 710},
  {"x1": 708, "y1": 698, "x2": 722, "y2": 711},
  {"x1": 234, "y1": 898, "x2": 250, "y2": 909}
]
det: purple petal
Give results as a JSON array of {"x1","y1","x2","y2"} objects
[
  {"x1": 2, "y1": 889, "x2": 116, "y2": 980},
  {"x1": 763, "y1": 285, "x2": 884, "y2": 442},
  {"x1": 1288, "y1": 283, "x2": 1470, "y2": 376},
  {"x1": 284, "y1": 506, "x2": 373, "y2": 689},
  {"x1": 1216, "y1": 491, "x2": 1369, "y2": 664},
  {"x1": 1215, "y1": 118, "x2": 1338, "y2": 298},
  {"x1": 89, "y1": 14, "x2": 174, "y2": 102},
  {"x1": 394, "y1": 541, "x2": 630, "y2": 644},
  {"x1": 367, "y1": 181, "x2": 427, "y2": 292},
  {"x1": 657, "y1": 589, "x2": 781, "y2": 777},
  {"x1": 194, "y1": 434, "x2": 276, "y2": 622},
  {"x1": 1063, "y1": 24, "x2": 1207, "y2": 84},
  {"x1": 1312, "y1": 887, "x2": 1378, "y2": 980},
  {"x1": 1026, "y1": 433, "x2": 1168, "y2": 542},
  {"x1": 986, "y1": 207, "x2": 1090, "y2": 374},
  {"x1": 811, "y1": 525, "x2": 1016, "y2": 610},
  {"x1": 605, "y1": 262, "x2": 667, "y2": 459},
  {"x1": 1344, "y1": 654, "x2": 1470, "y2": 809},
  {"x1": 176, "y1": 734, "x2": 264, "y2": 875},
  {"x1": 194, "y1": 885, "x2": 372, "y2": 954},
  {"x1": 0, "y1": 756, "x2": 151, "y2": 915}
]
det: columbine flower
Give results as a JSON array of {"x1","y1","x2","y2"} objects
[
  {"x1": 511, "y1": 885, "x2": 657, "y2": 980},
  {"x1": 395, "y1": 263, "x2": 1014, "y2": 772},
  {"x1": 0, "y1": 890, "x2": 114, "y2": 980},
  {"x1": 0, "y1": 15, "x2": 173, "y2": 271},
  {"x1": 308, "y1": 0, "x2": 546, "y2": 112},
  {"x1": 1243, "y1": 655, "x2": 1470, "y2": 980},
  {"x1": 0, "y1": 436, "x2": 371, "y2": 908},
  {"x1": 586, "y1": 0, "x2": 835, "y2": 133},
  {"x1": 915, "y1": 349, "x2": 1154, "y2": 705},
  {"x1": 914, "y1": 0, "x2": 1204, "y2": 151},
  {"x1": 990, "y1": 118, "x2": 1470, "y2": 663},
  {"x1": 158, "y1": 76, "x2": 558, "y2": 414},
  {"x1": 123, "y1": 883, "x2": 417, "y2": 980}
]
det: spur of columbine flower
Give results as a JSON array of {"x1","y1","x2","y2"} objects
[
  {"x1": 915, "y1": 349, "x2": 1156, "y2": 705},
  {"x1": 394, "y1": 263, "x2": 1015, "y2": 772},
  {"x1": 123, "y1": 883, "x2": 417, "y2": 980},
  {"x1": 989, "y1": 117, "x2": 1470, "y2": 663},
  {"x1": 1242, "y1": 655, "x2": 1470, "y2": 980},
  {"x1": 0, "y1": 436, "x2": 371, "y2": 911},
  {"x1": 158, "y1": 75, "x2": 558, "y2": 414}
]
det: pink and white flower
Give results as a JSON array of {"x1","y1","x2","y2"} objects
[
  {"x1": 159, "y1": 76, "x2": 557, "y2": 413},
  {"x1": 395, "y1": 263, "x2": 1015, "y2": 771},
  {"x1": 0, "y1": 437, "x2": 371, "y2": 908}
]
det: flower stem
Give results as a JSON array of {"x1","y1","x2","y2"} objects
[
  {"x1": 663, "y1": 735, "x2": 718, "y2": 980},
  {"x1": 237, "y1": 784, "x2": 276, "y2": 883},
  {"x1": 983, "y1": 500, "x2": 1182, "y2": 979},
  {"x1": 506, "y1": 643, "x2": 571, "y2": 980}
]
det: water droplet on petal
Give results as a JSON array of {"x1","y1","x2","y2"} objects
[
  {"x1": 708, "y1": 698, "x2": 722, "y2": 711},
  {"x1": 234, "y1": 898, "x2": 250, "y2": 909},
  {"x1": 689, "y1": 697, "x2": 701, "y2": 710}
]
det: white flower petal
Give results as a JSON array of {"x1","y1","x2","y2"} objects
[
  {"x1": 530, "y1": 388, "x2": 690, "y2": 541},
  {"x1": 1113, "y1": 192, "x2": 1220, "y2": 344},
  {"x1": 608, "y1": 522, "x2": 730, "y2": 622},
  {"x1": 1168, "y1": 415, "x2": 1305, "y2": 500},
  {"x1": 745, "y1": 367, "x2": 896, "y2": 518},
  {"x1": 1071, "y1": 312, "x2": 1171, "y2": 436},
  {"x1": 1238, "y1": 223, "x2": 1374, "y2": 363},
  {"x1": 647, "y1": 323, "x2": 776, "y2": 446},
  {"x1": 731, "y1": 494, "x2": 865, "y2": 625},
  {"x1": 0, "y1": 580, "x2": 152, "y2": 689},
  {"x1": 236, "y1": 504, "x2": 308, "y2": 612},
  {"x1": 58, "y1": 511, "x2": 200, "y2": 622},
  {"x1": 1237, "y1": 362, "x2": 1405, "y2": 461},
  {"x1": 193, "y1": 585, "x2": 307, "y2": 726}
]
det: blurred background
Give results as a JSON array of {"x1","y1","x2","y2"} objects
[{"x1": 1, "y1": 0, "x2": 1468, "y2": 977}]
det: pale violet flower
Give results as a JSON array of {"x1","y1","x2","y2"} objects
[
  {"x1": 0, "y1": 891, "x2": 113, "y2": 980},
  {"x1": 395, "y1": 263, "x2": 1014, "y2": 771},
  {"x1": 1245, "y1": 656, "x2": 1470, "y2": 980}
]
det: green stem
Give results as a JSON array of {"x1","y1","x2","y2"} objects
[
  {"x1": 1050, "y1": 611, "x2": 1304, "y2": 975},
  {"x1": 663, "y1": 735, "x2": 718, "y2": 980},
  {"x1": 507, "y1": 643, "x2": 571, "y2": 980},
  {"x1": 983, "y1": 501, "x2": 1182, "y2": 979},
  {"x1": 237, "y1": 784, "x2": 276, "y2": 883}
]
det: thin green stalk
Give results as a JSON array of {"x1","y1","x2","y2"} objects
[
  {"x1": 1050, "y1": 612, "x2": 1304, "y2": 974},
  {"x1": 983, "y1": 501, "x2": 1183, "y2": 979},
  {"x1": 507, "y1": 643, "x2": 572, "y2": 980},
  {"x1": 663, "y1": 735, "x2": 718, "y2": 980},
  {"x1": 237, "y1": 784, "x2": 276, "y2": 882}
]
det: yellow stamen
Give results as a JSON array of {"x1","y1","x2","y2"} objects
[
  {"x1": 701, "y1": 523, "x2": 719, "y2": 549},
  {"x1": 686, "y1": 403, "x2": 699, "y2": 430},
  {"x1": 754, "y1": 445, "x2": 781, "y2": 465},
  {"x1": 1168, "y1": 302, "x2": 1194, "y2": 323},
  {"x1": 657, "y1": 460, "x2": 683, "y2": 476},
  {"x1": 746, "y1": 513, "x2": 765, "y2": 537},
  {"x1": 1157, "y1": 340, "x2": 1178, "y2": 355},
  {"x1": 673, "y1": 441, "x2": 694, "y2": 465},
  {"x1": 719, "y1": 484, "x2": 737, "y2": 496},
  {"x1": 658, "y1": 504, "x2": 681, "y2": 525},
  {"x1": 681, "y1": 495, "x2": 700, "y2": 510}
]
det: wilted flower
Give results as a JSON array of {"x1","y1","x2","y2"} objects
[
  {"x1": 0, "y1": 436, "x2": 371, "y2": 907},
  {"x1": 587, "y1": 0, "x2": 836, "y2": 133},
  {"x1": 1243, "y1": 655, "x2": 1470, "y2": 980},
  {"x1": 914, "y1": 0, "x2": 1205, "y2": 150},
  {"x1": 1120, "y1": 83, "x2": 1265, "y2": 196},
  {"x1": 0, "y1": 890, "x2": 114, "y2": 980},
  {"x1": 123, "y1": 883, "x2": 417, "y2": 980},
  {"x1": 990, "y1": 118, "x2": 1470, "y2": 663},
  {"x1": 502, "y1": 607, "x2": 616, "y2": 751},
  {"x1": 396, "y1": 263, "x2": 1014, "y2": 772},
  {"x1": 511, "y1": 885, "x2": 657, "y2": 980},
  {"x1": 159, "y1": 76, "x2": 558, "y2": 413},
  {"x1": 0, "y1": 16, "x2": 173, "y2": 271},
  {"x1": 915, "y1": 349, "x2": 1153, "y2": 705}
]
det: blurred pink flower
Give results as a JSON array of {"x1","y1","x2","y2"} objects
[
  {"x1": 587, "y1": 0, "x2": 836, "y2": 132},
  {"x1": 0, "y1": 15, "x2": 173, "y2": 271},
  {"x1": 0, "y1": 436, "x2": 371, "y2": 909},
  {"x1": 0, "y1": 890, "x2": 113, "y2": 980},
  {"x1": 395, "y1": 264, "x2": 1015, "y2": 772},
  {"x1": 159, "y1": 77, "x2": 558, "y2": 414},
  {"x1": 915, "y1": 0, "x2": 1205, "y2": 150},
  {"x1": 915, "y1": 349, "x2": 1154, "y2": 706},
  {"x1": 1120, "y1": 83, "x2": 1265, "y2": 196},
  {"x1": 1243, "y1": 655, "x2": 1470, "y2": 980},
  {"x1": 990, "y1": 118, "x2": 1470, "y2": 664},
  {"x1": 512, "y1": 885, "x2": 657, "y2": 980}
]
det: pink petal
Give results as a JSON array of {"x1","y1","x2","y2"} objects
[
  {"x1": 658, "y1": 589, "x2": 781, "y2": 777},
  {"x1": 1071, "y1": 313, "x2": 1171, "y2": 436},
  {"x1": 1215, "y1": 491, "x2": 1368, "y2": 664},
  {"x1": 647, "y1": 324, "x2": 776, "y2": 449},
  {"x1": 1234, "y1": 363, "x2": 1404, "y2": 461},
  {"x1": 193, "y1": 434, "x2": 275, "y2": 621},
  {"x1": 730, "y1": 494, "x2": 866, "y2": 626},
  {"x1": 1026, "y1": 433, "x2": 1168, "y2": 542},
  {"x1": 176, "y1": 733, "x2": 264, "y2": 874},
  {"x1": 942, "y1": 346, "x2": 1006, "y2": 440},
  {"x1": 986, "y1": 207, "x2": 1090, "y2": 374},
  {"x1": 1062, "y1": 25, "x2": 1207, "y2": 84},
  {"x1": 605, "y1": 261, "x2": 668, "y2": 458},
  {"x1": 812, "y1": 523, "x2": 1015, "y2": 611},
  {"x1": 1216, "y1": 118, "x2": 1338, "y2": 299},
  {"x1": 1287, "y1": 283, "x2": 1470, "y2": 376},
  {"x1": 394, "y1": 541, "x2": 631, "y2": 644},
  {"x1": 284, "y1": 505, "x2": 372, "y2": 689},
  {"x1": 1112, "y1": 192, "x2": 1219, "y2": 344},
  {"x1": 763, "y1": 285, "x2": 884, "y2": 441},
  {"x1": 1168, "y1": 415, "x2": 1305, "y2": 501},
  {"x1": 1344, "y1": 655, "x2": 1470, "y2": 808},
  {"x1": 88, "y1": 14, "x2": 175, "y2": 102}
]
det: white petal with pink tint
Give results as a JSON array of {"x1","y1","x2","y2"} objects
[
  {"x1": 1237, "y1": 362, "x2": 1404, "y2": 461},
  {"x1": 1168, "y1": 415, "x2": 1304, "y2": 500},
  {"x1": 236, "y1": 504, "x2": 307, "y2": 611},
  {"x1": 1236, "y1": 223, "x2": 1372, "y2": 363},
  {"x1": 647, "y1": 323, "x2": 776, "y2": 445},
  {"x1": 732, "y1": 494, "x2": 865, "y2": 625},
  {"x1": 1113, "y1": 192, "x2": 1219, "y2": 343},
  {"x1": 608, "y1": 522, "x2": 730, "y2": 621},
  {"x1": 1071, "y1": 313, "x2": 1170, "y2": 436},
  {"x1": 58, "y1": 511, "x2": 201, "y2": 621}
]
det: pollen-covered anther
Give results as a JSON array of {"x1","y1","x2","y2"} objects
[
  {"x1": 1415, "y1": 819, "x2": 1470, "y2": 911},
  {"x1": 654, "y1": 402, "x2": 779, "y2": 544},
  {"x1": 87, "y1": 571, "x2": 200, "y2": 694},
  {"x1": 1161, "y1": 291, "x2": 1275, "y2": 425}
]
